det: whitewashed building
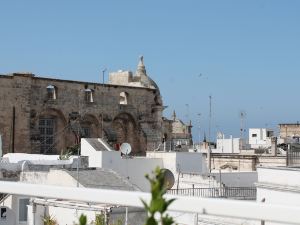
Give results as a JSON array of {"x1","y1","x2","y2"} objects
[
  {"x1": 215, "y1": 133, "x2": 240, "y2": 154},
  {"x1": 249, "y1": 128, "x2": 274, "y2": 149}
]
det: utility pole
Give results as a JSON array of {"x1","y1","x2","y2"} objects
[
  {"x1": 208, "y1": 96, "x2": 212, "y2": 174},
  {"x1": 185, "y1": 104, "x2": 190, "y2": 123}
]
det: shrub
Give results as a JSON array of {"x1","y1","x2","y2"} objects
[{"x1": 141, "y1": 167, "x2": 176, "y2": 225}]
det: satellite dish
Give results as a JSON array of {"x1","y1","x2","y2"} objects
[
  {"x1": 161, "y1": 168, "x2": 175, "y2": 190},
  {"x1": 120, "y1": 143, "x2": 132, "y2": 155}
]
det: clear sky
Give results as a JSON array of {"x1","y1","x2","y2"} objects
[{"x1": 1, "y1": 1, "x2": 300, "y2": 141}]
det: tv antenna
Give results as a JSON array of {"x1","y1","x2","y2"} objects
[
  {"x1": 208, "y1": 95, "x2": 212, "y2": 173},
  {"x1": 120, "y1": 143, "x2": 132, "y2": 156},
  {"x1": 239, "y1": 110, "x2": 247, "y2": 149}
]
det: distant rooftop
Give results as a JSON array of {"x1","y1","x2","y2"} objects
[
  {"x1": 66, "y1": 168, "x2": 140, "y2": 191},
  {"x1": 279, "y1": 123, "x2": 300, "y2": 126}
]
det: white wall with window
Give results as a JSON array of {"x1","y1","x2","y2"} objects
[
  {"x1": 249, "y1": 128, "x2": 273, "y2": 149},
  {"x1": 215, "y1": 134, "x2": 240, "y2": 153},
  {"x1": 1, "y1": 195, "x2": 30, "y2": 225}
]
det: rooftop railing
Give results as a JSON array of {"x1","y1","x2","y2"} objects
[
  {"x1": 167, "y1": 187, "x2": 256, "y2": 200},
  {"x1": 0, "y1": 181, "x2": 299, "y2": 224}
]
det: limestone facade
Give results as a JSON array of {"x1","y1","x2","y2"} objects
[
  {"x1": 279, "y1": 123, "x2": 300, "y2": 140},
  {"x1": 162, "y1": 110, "x2": 193, "y2": 151},
  {"x1": 0, "y1": 58, "x2": 164, "y2": 155}
]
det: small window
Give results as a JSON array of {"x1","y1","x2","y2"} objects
[
  {"x1": 120, "y1": 92, "x2": 128, "y2": 105},
  {"x1": 252, "y1": 134, "x2": 257, "y2": 137},
  {"x1": 85, "y1": 89, "x2": 94, "y2": 103},
  {"x1": 19, "y1": 198, "x2": 29, "y2": 222},
  {"x1": 47, "y1": 85, "x2": 57, "y2": 100}
]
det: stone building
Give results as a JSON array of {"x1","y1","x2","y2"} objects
[
  {"x1": 279, "y1": 123, "x2": 300, "y2": 141},
  {"x1": 0, "y1": 57, "x2": 164, "y2": 155},
  {"x1": 162, "y1": 110, "x2": 193, "y2": 151}
]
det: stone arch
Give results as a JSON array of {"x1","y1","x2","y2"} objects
[
  {"x1": 35, "y1": 108, "x2": 68, "y2": 155},
  {"x1": 81, "y1": 114, "x2": 100, "y2": 138},
  {"x1": 112, "y1": 113, "x2": 141, "y2": 154}
]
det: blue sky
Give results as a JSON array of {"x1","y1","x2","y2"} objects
[{"x1": 1, "y1": 1, "x2": 300, "y2": 141}]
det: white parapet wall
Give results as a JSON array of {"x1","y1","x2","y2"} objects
[
  {"x1": 81, "y1": 140, "x2": 208, "y2": 191},
  {"x1": 81, "y1": 139, "x2": 164, "y2": 191},
  {"x1": 146, "y1": 151, "x2": 207, "y2": 175},
  {"x1": 0, "y1": 182, "x2": 300, "y2": 225},
  {"x1": 257, "y1": 167, "x2": 300, "y2": 206}
]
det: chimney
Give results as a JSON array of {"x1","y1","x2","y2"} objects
[{"x1": 271, "y1": 137, "x2": 277, "y2": 156}]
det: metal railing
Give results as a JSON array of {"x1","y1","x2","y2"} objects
[
  {"x1": 287, "y1": 144, "x2": 300, "y2": 166},
  {"x1": 0, "y1": 181, "x2": 299, "y2": 224},
  {"x1": 168, "y1": 187, "x2": 256, "y2": 200}
]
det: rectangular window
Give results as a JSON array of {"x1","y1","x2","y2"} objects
[
  {"x1": 252, "y1": 134, "x2": 257, "y2": 137},
  {"x1": 19, "y1": 198, "x2": 29, "y2": 222},
  {"x1": 39, "y1": 118, "x2": 55, "y2": 154}
]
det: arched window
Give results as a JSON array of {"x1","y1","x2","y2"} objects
[
  {"x1": 39, "y1": 117, "x2": 55, "y2": 154},
  {"x1": 119, "y1": 92, "x2": 128, "y2": 105},
  {"x1": 47, "y1": 85, "x2": 57, "y2": 100},
  {"x1": 85, "y1": 88, "x2": 94, "y2": 103}
]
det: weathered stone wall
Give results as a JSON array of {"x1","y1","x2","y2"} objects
[
  {"x1": 279, "y1": 124, "x2": 300, "y2": 139},
  {"x1": 211, "y1": 154, "x2": 287, "y2": 171},
  {"x1": 0, "y1": 73, "x2": 163, "y2": 155},
  {"x1": 211, "y1": 155, "x2": 257, "y2": 171}
]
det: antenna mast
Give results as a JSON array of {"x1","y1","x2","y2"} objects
[
  {"x1": 208, "y1": 95, "x2": 212, "y2": 173},
  {"x1": 239, "y1": 111, "x2": 246, "y2": 150}
]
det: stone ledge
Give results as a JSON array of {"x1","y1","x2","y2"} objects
[{"x1": 256, "y1": 182, "x2": 300, "y2": 193}]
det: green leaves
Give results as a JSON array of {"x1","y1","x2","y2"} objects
[
  {"x1": 79, "y1": 214, "x2": 87, "y2": 225},
  {"x1": 142, "y1": 167, "x2": 176, "y2": 225}
]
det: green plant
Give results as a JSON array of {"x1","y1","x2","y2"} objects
[
  {"x1": 142, "y1": 167, "x2": 176, "y2": 225},
  {"x1": 59, "y1": 150, "x2": 72, "y2": 160},
  {"x1": 74, "y1": 214, "x2": 87, "y2": 225},
  {"x1": 43, "y1": 215, "x2": 57, "y2": 225},
  {"x1": 94, "y1": 214, "x2": 105, "y2": 225},
  {"x1": 112, "y1": 218, "x2": 123, "y2": 225},
  {"x1": 59, "y1": 144, "x2": 80, "y2": 160}
]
